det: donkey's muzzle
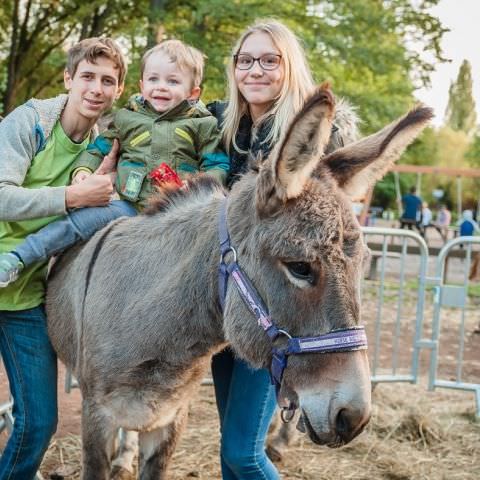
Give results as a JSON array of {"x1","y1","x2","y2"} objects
[{"x1": 301, "y1": 405, "x2": 370, "y2": 447}]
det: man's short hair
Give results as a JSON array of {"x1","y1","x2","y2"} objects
[
  {"x1": 66, "y1": 37, "x2": 127, "y2": 85},
  {"x1": 141, "y1": 40, "x2": 205, "y2": 88}
]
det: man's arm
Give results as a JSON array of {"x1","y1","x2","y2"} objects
[
  {"x1": 0, "y1": 104, "x2": 113, "y2": 222},
  {"x1": 0, "y1": 104, "x2": 65, "y2": 221}
]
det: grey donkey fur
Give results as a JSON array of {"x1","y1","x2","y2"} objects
[{"x1": 46, "y1": 86, "x2": 432, "y2": 479}]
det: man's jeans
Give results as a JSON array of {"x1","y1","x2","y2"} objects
[
  {"x1": 211, "y1": 348, "x2": 280, "y2": 480},
  {"x1": 15, "y1": 200, "x2": 137, "y2": 266},
  {"x1": 0, "y1": 306, "x2": 57, "y2": 480}
]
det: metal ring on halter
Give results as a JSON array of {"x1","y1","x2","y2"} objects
[
  {"x1": 220, "y1": 246, "x2": 237, "y2": 263},
  {"x1": 280, "y1": 405, "x2": 296, "y2": 423},
  {"x1": 276, "y1": 329, "x2": 292, "y2": 339}
]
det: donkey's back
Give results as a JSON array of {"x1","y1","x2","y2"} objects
[{"x1": 48, "y1": 189, "x2": 223, "y2": 383}]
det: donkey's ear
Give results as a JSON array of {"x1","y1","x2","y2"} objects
[
  {"x1": 322, "y1": 106, "x2": 433, "y2": 198},
  {"x1": 256, "y1": 86, "x2": 335, "y2": 216}
]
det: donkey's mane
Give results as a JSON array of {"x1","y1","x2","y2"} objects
[{"x1": 143, "y1": 175, "x2": 226, "y2": 216}]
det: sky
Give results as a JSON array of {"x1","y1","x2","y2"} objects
[{"x1": 414, "y1": 0, "x2": 480, "y2": 126}]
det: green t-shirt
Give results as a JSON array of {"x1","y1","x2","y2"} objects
[{"x1": 0, "y1": 121, "x2": 89, "y2": 311}]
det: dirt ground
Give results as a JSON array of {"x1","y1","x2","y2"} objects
[{"x1": 36, "y1": 382, "x2": 479, "y2": 480}]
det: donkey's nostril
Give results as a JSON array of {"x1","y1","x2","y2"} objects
[
  {"x1": 335, "y1": 407, "x2": 369, "y2": 444},
  {"x1": 335, "y1": 409, "x2": 351, "y2": 440}
]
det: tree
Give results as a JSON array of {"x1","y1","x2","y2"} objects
[
  {"x1": 0, "y1": 0, "x2": 138, "y2": 114},
  {"x1": 444, "y1": 60, "x2": 477, "y2": 135},
  {"x1": 0, "y1": 0, "x2": 448, "y2": 122},
  {"x1": 302, "y1": 0, "x2": 447, "y2": 133},
  {"x1": 436, "y1": 125, "x2": 470, "y2": 168},
  {"x1": 465, "y1": 132, "x2": 480, "y2": 168},
  {"x1": 142, "y1": 0, "x2": 447, "y2": 132}
]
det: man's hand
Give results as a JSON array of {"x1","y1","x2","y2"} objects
[
  {"x1": 65, "y1": 174, "x2": 114, "y2": 209},
  {"x1": 71, "y1": 170, "x2": 92, "y2": 185},
  {"x1": 95, "y1": 139, "x2": 120, "y2": 175}
]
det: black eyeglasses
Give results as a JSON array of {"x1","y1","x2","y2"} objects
[{"x1": 234, "y1": 53, "x2": 282, "y2": 71}]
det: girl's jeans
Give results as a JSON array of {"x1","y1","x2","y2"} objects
[
  {"x1": 0, "y1": 305, "x2": 57, "y2": 480},
  {"x1": 211, "y1": 348, "x2": 280, "y2": 480},
  {"x1": 15, "y1": 200, "x2": 137, "y2": 266}
]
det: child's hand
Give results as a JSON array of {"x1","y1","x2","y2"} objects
[
  {"x1": 95, "y1": 139, "x2": 120, "y2": 175},
  {"x1": 71, "y1": 170, "x2": 92, "y2": 185}
]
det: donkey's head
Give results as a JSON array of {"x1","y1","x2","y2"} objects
[{"x1": 224, "y1": 86, "x2": 432, "y2": 447}]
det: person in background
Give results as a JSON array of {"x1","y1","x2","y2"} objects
[
  {"x1": 433, "y1": 204, "x2": 452, "y2": 242},
  {"x1": 458, "y1": 210, "x2": 480, "y2": 301},
  {"x1": 420, "y1": 201, "x2": 433, "y2": 238},
  {"x1": 459, "y1": 209, "x2": 480, "y2": 237},
  {"x1": 400, "y1": 186, "x2": 422, "y2": 232}
]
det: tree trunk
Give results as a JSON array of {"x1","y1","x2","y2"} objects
[
  {"x1": 2, "y1": 0, "x2": 20, "y2": 114},
  {"x1": 147, "y1": 0, "x2": 168, "y2": 48}
]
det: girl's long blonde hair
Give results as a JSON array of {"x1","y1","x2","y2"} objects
[{"x1": 222, "y1": 20, "x2": 315, "y2": 153}]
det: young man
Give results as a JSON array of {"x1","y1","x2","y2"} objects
[
  {"x1": 0, "y1": 37, "x2": 126, "y2": 479},
  {"x1": 0, "y1": 39, "x2": 228, "y2": 287}
]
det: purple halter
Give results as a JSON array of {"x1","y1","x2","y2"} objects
[{"x1": 218, "y1": 198, "x2": 368, "y2": 419}]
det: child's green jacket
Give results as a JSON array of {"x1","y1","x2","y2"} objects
[{"x1": 74, "y1": 95, "x2": 229, "y2": 208}]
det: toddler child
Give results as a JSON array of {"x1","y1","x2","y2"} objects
[{"x1": 0, "y1": 39, "x2": 229, "y2": 287}]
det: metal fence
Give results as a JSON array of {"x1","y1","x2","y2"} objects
[
  {"x1": 362, "y1": 227, "x2": 480, "y2": 418},
  {"x1": 361, "y1": 227, "x2": 429, "y2": 384},
  {"x1": 426, "y1": 236, "x2": 480, "y2": 417}
]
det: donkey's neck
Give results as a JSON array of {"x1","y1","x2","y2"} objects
[
  {"x1": 137, "y1": 177, "x2": 259, "y2": 368},
  {"x1": 146, "y1": 190, "x2": 232, "y2": 359}
]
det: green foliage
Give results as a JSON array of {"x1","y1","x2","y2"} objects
[
  {"x1": 0, "y1": 0, "x2": 447, "y2": 125},
  {"x1": 373, "y1": 172, "x2": 403, "y2": 210},
  {"x1": 435, "y1": 126, "x2": 470, "y2": 168},
  {"x1": 444, "y1": 60, "x2": 477, "y2": 135},
  {"x1": 0, "y1": 0, "x2": 139, "y2": 112},
  {"x1": 465, "y1": 133, "x2": 480, "y2": 169},
  {"x1": 306, "y1": 1, "x2": 411, "y2": 132}
]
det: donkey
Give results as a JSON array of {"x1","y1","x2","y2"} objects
[{"x1": 46, "y1": 87, "x2": 432, "y2": 479}]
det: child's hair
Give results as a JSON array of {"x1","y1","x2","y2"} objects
[
  {"x1": 141, "y1": 40, "x2": 205, "y2": 88},
  {"x1": 66, "y1": 37, "x2": 127, "y2": 85},
  {"x1": 222, "y1": 20, "x2": 315, "y2": 153}
]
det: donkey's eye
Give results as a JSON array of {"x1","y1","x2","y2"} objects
[{"x1": 285, "y1": 262, "x2": 314, "y2": 283}]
